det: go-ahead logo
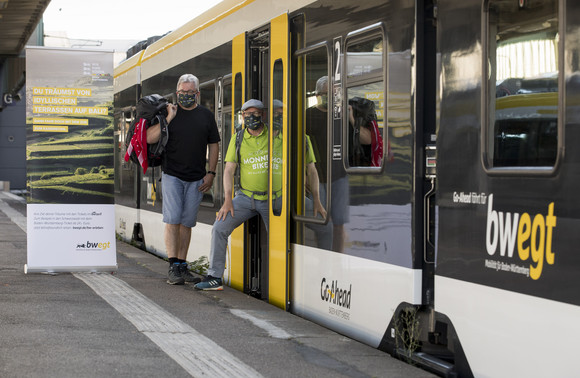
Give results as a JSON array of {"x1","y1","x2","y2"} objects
[
  {"x1": 486, "y1": 194, "x2": 556, "y2": 280},
  {"x1": 320, "y1": 277, "x2": 352, "y2": 309},
  {"x1": 76, "y1": 241, "x2": 112, "y2": 251}
]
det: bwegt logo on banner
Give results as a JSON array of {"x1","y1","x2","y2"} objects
[{"x1": 24, "y1": 46, "x2": 117, "y2": 273}]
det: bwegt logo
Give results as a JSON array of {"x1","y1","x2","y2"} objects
[
  {"x1": 320, "y1": 278, "x2": 352, "y2": 309},
  {"x1": 76, "y1": 241, "x2": 111, "y2": 250},
  {"x1": 486, "y1": 194, "x2": 556, "y2": 280}
]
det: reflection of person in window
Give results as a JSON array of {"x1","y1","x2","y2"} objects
[
  {"x1": 306, "y1": 76, "x2": 349, "y2": 252},
  {"x1": 348, "y1": 97, "x2": 383, "y2": 167},
  {"x1": 273, "y1": 99, "x2": 326, "y2": 218},
  {"x1": 272, "y1": 100, "x2": 284, "y2": 213},
  {"x1": 304, "y1": 134, "x2": 327, "y2": 218}
]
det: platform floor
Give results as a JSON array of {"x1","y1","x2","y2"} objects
[{"x1": 0, "y1": 191, "x2": 435, "y2": 378}]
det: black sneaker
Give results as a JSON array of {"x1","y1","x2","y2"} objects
[
  {"x1": 194, "y1": 275, "x2": 223, "y2": 291},
  {"x1": 179, "y1": 263, "x2": 201, "y2": 284},
  {"x1": 167, "y1": 263, "x2": 185, "y2": 285}
]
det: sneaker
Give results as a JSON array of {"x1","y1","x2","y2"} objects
[
  {"x1": 167, "y1": 263, "x2": 185, "y2": 285},
  {"x1": 180, "y1": 263, "x2": 201, "y2": 284},
  {"x1": 194, "y1": 275, "x2": 223, "y2": 291}
]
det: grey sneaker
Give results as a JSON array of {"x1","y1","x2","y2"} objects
[
  {"x1": 167, "y1": 263, "x2": 185, "y2": 285},
  {"x1": 194, "y1": 275, "x2": 223, "y2": 291},
  {"x1": 180, "y1": 263, "x2": 201, "y2": 284}
]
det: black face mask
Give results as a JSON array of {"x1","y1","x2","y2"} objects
[
  {"x1": 244, "y1": 114, "x2": 262, "y2": 130},
  {"x1": 273, "y1": 114, "x2": 283, "y2": 131},
  {"x1": 177, "y1": 92, "x2": 196, "y2": 108}
]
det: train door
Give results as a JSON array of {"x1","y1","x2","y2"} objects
[
  {"x1": 228, "y1": 15, "x2": 289, "y2": 308},
  {"x1": 227, "y1": 34, "x2": 246, "y2": 291},
  {"x1": 269, "y1": 13, "x2": 290, "y2": 309},
  {"x1": 288, "y1": 3, "x2": 440, "y2": 357},
  {"x1": 245, "y1": 25, "x2": 270, "y2": 300}
]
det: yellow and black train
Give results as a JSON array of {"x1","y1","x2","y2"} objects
[{"x1": 114, "y1": 1, "x2": 580, "y2": 376}]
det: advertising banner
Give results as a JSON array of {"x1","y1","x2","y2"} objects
[{"x1": 25, "y1": 47, "x2": 116, "y2": 273}]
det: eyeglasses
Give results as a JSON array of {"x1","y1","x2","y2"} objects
[
  {"x1": 243, "y1": 111, "x2": 262, "y2": 117},
  {"x1": 177, "y1": 90, "x2": 198, "y2": 95}
]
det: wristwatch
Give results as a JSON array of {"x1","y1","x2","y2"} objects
[{"x1": 207, "y1": 171, "x2": 216, "y2": 176}]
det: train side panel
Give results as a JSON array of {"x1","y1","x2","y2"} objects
[{"x1": 436, "y1": 0, "x2": 580, "y2": 376}]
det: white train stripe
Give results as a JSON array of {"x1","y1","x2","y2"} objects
[
  {"x1": 230, "y1": 309, "x2": 293, "y2": 339},
  {"x1": 74, "y1": 272, "x2": 263, "y2": 378}
]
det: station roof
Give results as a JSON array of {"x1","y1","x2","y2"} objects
[{"x1": 0, "y1": 0, "x2": 50, "y2": 58}]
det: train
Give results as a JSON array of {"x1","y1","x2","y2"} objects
[{"x1": 113, "y1": 0, "x2": 580, "y2": 376}]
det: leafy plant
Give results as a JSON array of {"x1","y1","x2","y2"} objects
[
  {"x1": 395, "y1": 306, "x2": 421, "y2": 364},
  {"x1": 189, "y1": 256, "x2": 209, "y2": 275}
]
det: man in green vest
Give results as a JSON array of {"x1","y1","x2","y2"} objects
[{"x1": 195, "y1": 99, "x2": 269, "y2": 290}]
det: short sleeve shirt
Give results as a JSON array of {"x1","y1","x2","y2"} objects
[
  {"x1": 162, "y1": 105, "x2": 220, "y2": 181},
  {"x1": 272, "y1": 133, "x2": 283, "y2": 195},
  {"x1": 225, "y1": 126, "x2": 269, "y2": 200},
  {"x1": 305, "y1": 135, "x2": 316, "y2": 165}
]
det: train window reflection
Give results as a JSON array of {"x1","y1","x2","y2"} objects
[
  {"x1": 302, "y1": 46, "x2": 329, "y2": 222},
  {"x1": 346, "y1": 36, "x2": 383, "y2": 79},
  {"x1": 272, "y1": 60, "x2": 284, "y2": 217},
  {"x1": 346, "y1": 33, "x2": 385, "y2": 169},
  {"x1": 487, "y1": 0, "x2": 559, "y2": 168}
]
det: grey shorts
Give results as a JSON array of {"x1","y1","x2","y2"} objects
[
  {"x1": 161, "y1": 172, "x2": 204, "y2": 227},
  {"x1": 321, "y1": 175, "x2": 350, "y2": 225}
]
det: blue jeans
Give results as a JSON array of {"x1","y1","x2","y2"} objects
[
  {"x1": 161, "y1": 172, "x2": 204, "y2": 227},
  {"x1": 207, "y1": 191, "x2": 269, "y2": 278}
]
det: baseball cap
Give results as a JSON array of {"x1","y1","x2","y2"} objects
[
  {"x1": 241, "y1": 99, "x2": 264, "y2": 111},
  {"x1": 273, "y1": 99, "x2": 284, "y2": 109}
]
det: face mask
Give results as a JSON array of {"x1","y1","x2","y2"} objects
[
  {"x1": 317, "y1": 94, "x2": 328, "y2": 107},
  {"x1": 177, "y1": 92, "x2": 196, "y2": 108},
  {"x1": 244, "y1": 114, "x2": 262, "y2": 130},
  {"x1": 273, "y1": 114, "x2": 283, "y2": 131}
]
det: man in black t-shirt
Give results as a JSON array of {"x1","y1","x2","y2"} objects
[{"x1": 147, "y1": 74, "x2": 220, "y2": 285}]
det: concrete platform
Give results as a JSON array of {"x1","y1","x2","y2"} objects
[{"x1": 0, "y1": 191, "x2": 435, "y2": 378}]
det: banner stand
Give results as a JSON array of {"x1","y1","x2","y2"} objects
[{"x1": 25, "y1": 47, "x2": 117, "y2": 273}]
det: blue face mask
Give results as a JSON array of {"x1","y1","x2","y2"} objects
[
  {"x1": 177, "y1": 92, "x2": 196, "y2": 108},
  {"x1": 244, "y1": 114, "x2": 262, "y2": 130}
]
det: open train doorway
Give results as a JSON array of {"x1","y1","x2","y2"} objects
[{"x1": 244, "y1": 26, "x2": 270, "y2": 299}]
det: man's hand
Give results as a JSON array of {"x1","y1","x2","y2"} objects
[
  {"x1": 216, "y1": 198, "x2": 234, "y2": 221},
  {"x1": 166, "y1": 103, "x2": 178, "y2": 123},
  {"x1": 199, "y1": 173, "x2": 214, "y2": 192},
  {"x1": 313, "y1": 199, "x2": 327, "y2": 219}
]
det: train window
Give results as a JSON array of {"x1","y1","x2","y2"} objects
[
  {"x1": 223, "y1": 80, "x2": 232, "y2": 108},
  {"x1": 199, "y1": 81, "x2": 216, "y2": 114},
  {"x1": 200, "y1": 81, "x2": 216, "y2": 206},
  {"x1": 272, "y1": 60, "x2": 284, "y2": 217},
  {"x1": 234, "y1": 73, "x2": 243, "y2": 132},
  {"x1": 221, "y1": 80, "x2": 233, "y2": 204},
  {"x1": 121, "y1": 109, "x2": 134, "y2": 171},
  {"x1": 346, "y1": 36, "x2": 383, "y2": 80},
  {"x1": 113, "y1": 111, "x2": 125, "y2": 193},
  {"x1": 301, "y1": 45, "x2": 330, "y2": 222},
  {"x1": 345, "y1": 33, "x2": 385, "y2": 169},
  {"x1": 485, "y1": 0, "x2": 559, "y2": 169}
]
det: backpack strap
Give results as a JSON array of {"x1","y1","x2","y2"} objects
[
  {"x1": 148, "y1": 114, "x2": 168, "y2": 158},
  {"x1": 235, "y1": 128, "x2": 244, "y2": 164}
]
